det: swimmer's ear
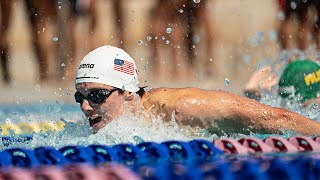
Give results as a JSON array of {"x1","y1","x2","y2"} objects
[{"x1": 124, "y1": 92, "x2": 134, "y2": 101}]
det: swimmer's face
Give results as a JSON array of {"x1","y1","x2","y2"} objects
[{"x1": 75, "y1": 82, "x2": 129, "y2": 133}]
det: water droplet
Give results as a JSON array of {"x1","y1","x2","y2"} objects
[
  {"x1": 192, "y1": 35, "x2": 200, "y2": 43},
  {"x1": 268, "y1": 30, "x2": 278, "y2": 41},
  {"x1": 146, "y1": 36, "x2": 152, "y2": 41},
  {"x1": 166, "y1": 27, "x2": 173, "y2": 34},
  {"x1": 162, "y1": 36, "x2": 166, "y2": 40},
  {"x1": 250, "y1": 32, "x2": 264, "y2": 46},
  {"x1": 138, "y1": 40, "x2": 144, "y2": 45},
  {"x1": 58, "y1": 5, "x2": 62, "y2": 9},
  {"x1": 133, "y1": 135, "x2": 144, "y2": 144},
  {"x1": 143, "y1": 65, "x2": 147, "y2": 71},
  {"x1": 53, "y1": 37, "x2": 59, "y2": 42},
  {"x1": 243, "y1": 55, "x2": 251, "y2": 64},
  {"x1": 61, "y1": 63, "x2": 65, "y2": 67},
  {"x1": 35, "y1": 84, "x2": 41, "y2": 91},
  {"x1": 290, "y1": 2, "x2": 297, "y2": 10},
  {"x1": 277, "y1": 11, "x2": 285, "y2": 21},
  {"x1": 178, "y1": 9, "x2": 184, "y2": 13},
  {"x1": 166, "y1": 40, "x2": 170, "y2": 44},
  {"x1": 224, "y1": 78, "x2": 230, "y2": 85},
  {"x1": 193, "y1": 0, "x2": 201, "y2": 3}
]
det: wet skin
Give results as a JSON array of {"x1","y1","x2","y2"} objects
[{"x1": 76, "y1": 82, "x2": 320, "y2": 135}]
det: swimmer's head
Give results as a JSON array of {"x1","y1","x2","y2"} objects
[
  {"x1": 75, "y1": 46, "x2": 139, "y2": 133},
  {"x1": 75, "y1": 45, "x2": 139, "y2": 92},
  {"x1": 278, "y1": 59, "x2": 320, "y2": 102}
]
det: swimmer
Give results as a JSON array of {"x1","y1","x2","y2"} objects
[
  {"x1": 74, "y1": 45, "x2": 320, "y2": 135},
  {"x1": 244, "y1": 59, "x2": 320, "y2": 107}
]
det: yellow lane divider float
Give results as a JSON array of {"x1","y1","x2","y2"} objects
[{"x1": 0, "y1": 121, "x2": 65, "y2": 147}]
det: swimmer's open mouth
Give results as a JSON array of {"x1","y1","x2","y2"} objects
[{"x1": 89, "y1": 117, "x2": 102, "y2": 126}]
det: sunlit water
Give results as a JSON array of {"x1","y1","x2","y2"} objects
[{"x1": 0, "y1": 50, "x2": 320, "y2": 150}]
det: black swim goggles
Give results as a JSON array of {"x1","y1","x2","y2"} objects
[{"x1": 74, "y1": 88, "x2": 119, "y2": 104}]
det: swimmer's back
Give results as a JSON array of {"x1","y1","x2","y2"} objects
[{"x1": 146, "y1": 87, "x2": 244, "y2": 102}]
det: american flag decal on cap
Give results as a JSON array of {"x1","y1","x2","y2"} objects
[{"x1": 114, "y1": 59, "x2": 134, "y2": 75}]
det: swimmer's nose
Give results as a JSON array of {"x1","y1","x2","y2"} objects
[{"x1": 80, "y1": 100, "x2": 94, "y2": 112}]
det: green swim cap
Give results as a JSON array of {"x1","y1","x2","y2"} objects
[{"x1": 278, "y1": 60, "x2": 320, "y2": 102}]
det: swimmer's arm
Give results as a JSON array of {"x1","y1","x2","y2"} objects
[
  {"x1": 233, "y1": 96, "x2": 320, "y2": 136},
  {"x1": 175, "y1": 92, "x2": 320, "y2": 136},
  {"x1": 244, "y1": 66, "x2": 278, "y2": 100}
]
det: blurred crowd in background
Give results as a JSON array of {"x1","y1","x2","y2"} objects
[{"x1": 1, "y1": 0, "x2": 320, "y2": 94}]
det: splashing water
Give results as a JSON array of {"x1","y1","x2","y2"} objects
[
  {"x1": 224, "y1": 78, "x2": 230, "y2": 85},
  {"x1": 146, "y1": 36, "x2": 152, "y2": 41},
  {"x1": 0, "y1": 103, "x2": 216, "y2": 150},
  {"x1": 138, "y1": 40, "x2": 144, "y2": 45},
  {"x1": 178, "y1": 9, "x2": 184, "y2": 13},
  {"x1": 52, "y1": 37, "x2": 59, "y2": 42}
]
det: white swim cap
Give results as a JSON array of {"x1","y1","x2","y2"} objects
[{"x1": 75, "y1": 45, "x2": 139, "y2": 92}]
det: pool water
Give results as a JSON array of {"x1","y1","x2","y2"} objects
[{"x1": 0, "y1": 90, "x2": 319, "y2": 151}]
